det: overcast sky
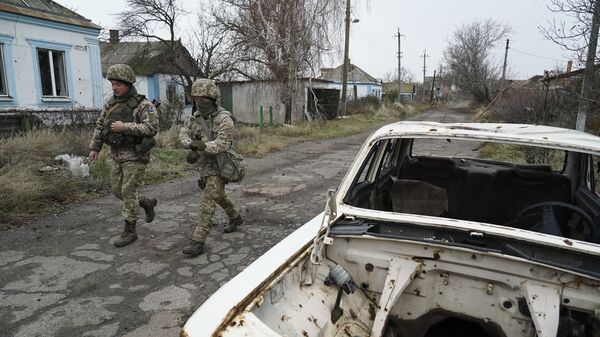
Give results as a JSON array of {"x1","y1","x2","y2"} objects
[{"x1": 55, "y1": 0, "x2": 575, "y2": 81}]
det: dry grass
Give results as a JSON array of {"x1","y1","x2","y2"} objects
[{"x1": 0, "y1": 127, "x2": 189, "y2": 227}]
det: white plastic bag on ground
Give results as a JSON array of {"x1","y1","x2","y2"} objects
[{"x1": 54, "y1": 154, "x2": 90, "y2": 177}]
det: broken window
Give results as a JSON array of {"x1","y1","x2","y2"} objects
[
  {"x1": 37, "y1": 48, "x2": 68, "y2": 97},
  {"x1": 587, "y1": 154, "x2": 600, "y2": 197},
  {"x1": 0, "y1": 44, "x2": 7, "y2": 96}
]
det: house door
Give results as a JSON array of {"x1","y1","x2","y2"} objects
[{"x1": 220, "y1": 85, "x2": 233, "y2": 113}]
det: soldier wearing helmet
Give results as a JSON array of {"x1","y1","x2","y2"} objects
[
  {"x1": 179, "y1": 78, "x2": 243, "y2": 257},
  {"x1": 88, "y1": 63, "x2": 159, "y2": 248}
]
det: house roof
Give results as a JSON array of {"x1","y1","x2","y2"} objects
[
  {"x1": 0, "y1": 0, "x2": 100, "y2": 30},
  {"x1": 100, "y1": 41, "x2": 198, "y2": 77},
  {"x1": 383, "y1": 82, "x2": 415, "y2": 93},
  {"x1": 217, "y1": 78, "x2": 334, "y2": 85},
  {"x1": 319, "y1": 63, "x2": 380, "y2": 84}
]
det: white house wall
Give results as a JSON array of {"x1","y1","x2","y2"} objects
[
  {"x1": 102, "y1": 73, "x2": 188, "y2": 104},
  {"x1": 102, "y1": 75, "x2": 152, "y2": 101},
  {"x1": 0, "y1": 11, "x2": 102, "y2": 112},
  {"x1": 328, "y1": 82, "x2": 383, "y2": 100}
]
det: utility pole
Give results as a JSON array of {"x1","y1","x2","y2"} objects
[
  {"x1": 501, "y1": 39, "x2": 510, "y2": 90},
  {"x1": 421, "y1": 49, "x2": 429, "y2": 101},
  {"x1": 396, "y1": 28, "x2": 403, "y2": 102},
  {"x1": 340, "y1": 0, "x2": 351, "y2": 117},
  {"x1": 576, "y1": 0, "x2": 600, "y2": 131},
  {"x1": 430, "y1": 69, "x2": 437, "y2": 103},
  {"x1": 422, "y1": 49, "x2": 428, "y2": 84}
]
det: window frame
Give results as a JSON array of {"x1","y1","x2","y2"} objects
[
  {"x1": 36, "y1": 48, "x2": 69, "y2": 98},
  {"x1": 0, "y1": 34, "x2": 17, "y2": 106},
  {"x1": 26, "y1": 38, "x2": 74, "y2": 105}
]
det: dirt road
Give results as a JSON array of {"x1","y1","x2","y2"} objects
[{"x1": 0, "y1": 103, "x2": 474, "y2": 337}]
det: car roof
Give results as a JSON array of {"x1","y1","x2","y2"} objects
[{"x1": 371, "y1": 122, "x2": 600, "y2": 155}]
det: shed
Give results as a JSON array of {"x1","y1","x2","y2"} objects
[{"x1": 217, "y1": 79, "x2": 340, "y2": 125}]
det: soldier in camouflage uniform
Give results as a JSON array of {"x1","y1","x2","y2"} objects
[
  {"x1": 89, "y1": 64, "x2": 159, "y2": 247},
  {"x1": 179, "y1": 78, "x2": 243, "y2": 257}
]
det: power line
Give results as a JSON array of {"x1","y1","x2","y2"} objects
[
  {"x1": 511, "y1": 47, "x2": 564, "y2": 61},
  {"x1": 516, "y1": 0, "x2": 545, "y2": 31}
]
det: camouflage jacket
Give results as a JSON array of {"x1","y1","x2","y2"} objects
[
  {"x1": 179, "y1": 107, "x2": 235, "y2": 177},
  {"x1": 89, "y1": 88, "x2": 159, "y2": 164}
]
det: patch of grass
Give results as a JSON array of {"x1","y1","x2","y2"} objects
[
  {"x1": 479, "y1": 143, "x2": 565, "y2": 171},
  {"x1": 0, "y1": 128, "x2": 192, "y2": 227},
  {"x1": 234, "y1": 104, "x2": 408, "y2": 157},
  {"x1": 143, "y1": 148, "x2": 190, "y2": 184}
]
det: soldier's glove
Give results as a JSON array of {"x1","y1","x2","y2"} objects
[
  {"x1": 197, "y1": 177, "x2": 206, "y2": 190},
  {"x1": 189, "y1": 140, "x2": 206, "y2": 151},
  {"x1": 186, "y1": 150, "x2": 200, "y2": 164}
]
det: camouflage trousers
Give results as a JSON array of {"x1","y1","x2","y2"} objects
[
  {"x1": 110, "y1": 160, "x2": 146, "y2": 222},
  {"x1": 193, "y1": 175, "x2": 240, "y2": 243}
]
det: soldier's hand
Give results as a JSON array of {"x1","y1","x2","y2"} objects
[
  {"x1": 189, "y1": 140, "x2": 206, "y2": 151},
  {"x1": 110, "y1": 121, "x2": 125, "y2": 133},
  {"x1": 186, "y1": 150, "x2": 200, "y2": 164},
  {"x1": 89, "y1": 150, "x2": 99, "y2": 161}
]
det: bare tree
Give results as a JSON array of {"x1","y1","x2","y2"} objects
[
  {"x1": 117, "y1": 0, "x2": 199, "y2": 95},
  {"x1": 181, "y1": 6, "x2": 241, "y2": 81},
  {"x1": 118, "y1": 0, "x2": 183, "y2": 43},
  {"x1": 383, "y1": 67, "x2": 414, "y2": 83},
  {"x1": 443, "y1": 19, "x2": 510, "y2": 104},
  {"x1": 212, "y1": 0, "x2": 344, "y2": 124},
  {"x1": 541, "y1": 0, "x2": 600, "y2": 64}
]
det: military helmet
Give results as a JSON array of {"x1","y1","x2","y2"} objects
[
  {"x1": 107, "y1": 64, "x2": 136, "y2": 84},
  {"x1": 191, "y1": 79, "x2": 219, "y2": 100}
]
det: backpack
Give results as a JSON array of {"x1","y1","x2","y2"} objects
[
  {"x1": 216, "y1": 147, "x2": 246, "y2": 183},
  {"x1": 197, "y1": 110, "x2": 246, "y2": 182}
]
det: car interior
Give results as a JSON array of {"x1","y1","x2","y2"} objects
[{"x1": 344, "y1": 137, "x2": 600, "y2": 243}]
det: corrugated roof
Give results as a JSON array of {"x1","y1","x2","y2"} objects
[
  {"x1": 319, "y1": 63, "x2": 379, "y2": 84},
  {"x1": 100, "y1": 41, "x2": 198, "y2": 77},
  {"x1": 0, "y1": 0, "x2": 100, "y2": 29}
]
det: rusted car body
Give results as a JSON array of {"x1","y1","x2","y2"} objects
[{"x1": 182, "y1": 122, "x2": 600, "y2": 337}]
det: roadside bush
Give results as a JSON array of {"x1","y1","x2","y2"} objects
[
  {"x1": 346, "y1": 96, "x2": 382, "y2": 115},
  {"x1": 154, "y1": 125, "x2": 182, "y2": 148},
  {"x1": 489, "y1": 88, "x2": 577, "y2": 128},
  {"x1": 158, "y1": 94, "x2": 184, "y2": 130}
]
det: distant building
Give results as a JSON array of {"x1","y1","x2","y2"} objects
[
  {"x1": 383, "y1": 82, "x2": 416, "y2": 102},
  {"x1": 0, "y1": 0, "x2": 103, "y2": 131},
  {"x1": 319, "y1": 63, "x2": 382, "y2": 100},
  {"x1": 100, "y1": 31, "x2": 198, "y2": 109}
]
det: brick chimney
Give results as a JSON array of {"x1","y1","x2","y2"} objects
[
  {"x1": 566, "y1": 60, "x2": 573, "y2": 73},
  {"x1": 109, "y1": 29, "x2": 120, "y2": 43}
]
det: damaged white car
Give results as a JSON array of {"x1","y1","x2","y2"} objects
[{"x1": 182, "y1": 122, "x2": 600, "y2": 337}]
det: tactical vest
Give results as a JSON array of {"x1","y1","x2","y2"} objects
[{"x1": 100, "y1": 94, "x2": 145, "y2": 147}]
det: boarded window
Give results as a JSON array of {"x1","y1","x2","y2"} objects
[
  {"x1": 0, "y1": 44, "x2": 7, "y2": 96},
  {"x1": 37, "y1": 48, "x2": 68, "y2": 97}
]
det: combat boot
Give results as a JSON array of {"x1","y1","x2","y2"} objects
[
  {"x1": 114, "y1": 220, "x2": 138, "y2": 247},
  {"x1": 182, "y1": 240, "x2": 204, "y2": 256},
  {"x1": 224, "y1": 215, "x2": 244, "y2": 233},
  {"x1": 139, "y1": 197, "x2": 157, "y2": 223}
]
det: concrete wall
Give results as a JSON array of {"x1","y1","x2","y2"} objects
[
  {"x1": 224, "y1": 80, "x2": 337, "y2": 125},
  {"x1": 0, "y1": 11, "x2": 102, "y2": 112}
]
